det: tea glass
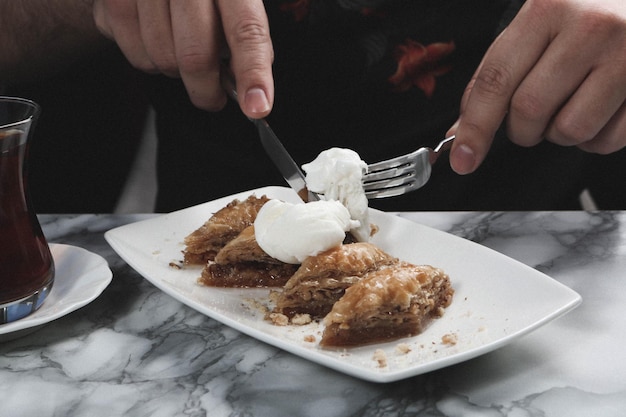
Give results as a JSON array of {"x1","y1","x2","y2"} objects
[{"x1": 0, "y1": 97, "x2": 55, "y2": 324}]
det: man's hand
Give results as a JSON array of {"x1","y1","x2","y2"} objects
[
  {"x1": 93, "y1": 0, "x2": 274, "y2": 118},
  {"x1": 450, "y1": 0, "x2": 626, "y2": 174}
]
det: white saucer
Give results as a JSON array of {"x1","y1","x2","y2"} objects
[{"x1": 0, "y1": 243, "x2": 112, "y2": 341}]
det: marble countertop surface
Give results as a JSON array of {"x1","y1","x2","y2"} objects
[{"x1": 1, "y1": 211, "x2": 625, "y2": 417}]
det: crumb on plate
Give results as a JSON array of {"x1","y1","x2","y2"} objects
[
  {"x1": 169, "y1": 261, "x2": 183, "y2": 269},
  {"x1": 395, "y1": 343, "x2": 411, "y2": 354},
  {"x1": 373, "y1": 349, "x2": 387, "y2": 368},
  {"x1": 442, "y1": 333, "x2": 458, "y2": 345},
  {"x1": 291, "y1": 313, "x2": 312, "y2": 325},
  {"x1": 269, "y1": 312, "x2": 289, "y2": 326}
]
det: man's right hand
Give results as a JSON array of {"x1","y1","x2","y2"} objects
[{"x1": 93, "y1": 0, "x2": 275, "y2": 118}]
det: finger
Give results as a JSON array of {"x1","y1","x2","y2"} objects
[
  {"x1": 451, "y1": 5, "x2": 551, "y2": 174},
  {"x1": 506, "y1": 25, "x2": 596, "y2": 148},
  {"x1": 171, "y1": 0, "x2": 226, "y2": 111},
  {"x1": 217, "y1": 0, "x2": 274, "y2": 118},
  {"x1": 137, "y1": 0, "x2": 178, "y2": 77},
  {"x1": 577, "y1": 101, "x2": 626, "y2": 154},
  {"x1": 93, "y1": 0, "x2": 155, "y2": 73},
  {"x1": 447, "y1": 63, "x2": 481, "y2": 138},
  {"x1": 545, "y1": 61, "x2": 626, "y2": 148}
]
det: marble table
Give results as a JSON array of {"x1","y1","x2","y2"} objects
[{"x1": 1, "y1": 212, "x2": 625, "y2": 416}]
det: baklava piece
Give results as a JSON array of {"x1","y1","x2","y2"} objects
[
  {"x1": 273, "y1": 242, "x2": 398, "y2": 319},
  {"x1": 199, "y1": 225, "x2": 298, "y2": 288},
  {"x1": 183, "y1": 195, "x2": 269, "y2": 264},
  {"x1": 320, "y1": 263, "x2": 453, "y2": 347}
]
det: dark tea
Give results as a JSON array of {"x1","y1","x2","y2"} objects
[{"x1": 0, "y1": 99, "x2": 55, "y2": 323}]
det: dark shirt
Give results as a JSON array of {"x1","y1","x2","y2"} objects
[
  {"x1": 8, "y1": 46, "x2": 149, "y2": 213},
  {"x1": 148, "y1": 0, "x2": 607, "y2": 212},
  {"x1": 15, "y1": 0, "x2": 626, "y2": 212}
]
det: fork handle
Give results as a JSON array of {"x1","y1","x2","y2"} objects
[
  {"x1": 430, "y1": 135, "x2": 455, "y2": 164},
  {"x1": 434, "y1": 135, "x2": 455, "y2": 152}
]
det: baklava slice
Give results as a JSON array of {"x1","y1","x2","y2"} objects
[
  {"x1": 320, "y1": 263, "x2": 453, "y2": 347},
  {"x1": 273, "y1": 242, "x2": 398, "y2": 319},
  {"x1": 200, "y1": 225, "x2": 298, "y2": 288},
  {"x1": 183, "y1": 195, "x2": 269, "y2": 264}
]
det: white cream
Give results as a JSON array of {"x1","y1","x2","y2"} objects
[
  {"x1": 302, "y1": 148, "x2": 370, "y2": 241},
  {"x1": 254, "y1": 199, "x2": 359, "y2": 264}
]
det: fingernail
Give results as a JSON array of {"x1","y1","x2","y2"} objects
[
  {"x1": 451, "y1": 144, "x2": 476, "y2": 175},
  {"x1": 244, "y1": 87, "x2": 270, "y2": 115}
]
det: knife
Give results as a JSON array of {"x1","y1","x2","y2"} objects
[
  {"x1": 220, "y1": 67, "x2": 318, "y2": 201},
  {"x1": 252, "y1": 118, "x2": 319, "y2": 201}
]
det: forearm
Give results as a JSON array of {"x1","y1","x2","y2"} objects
[{"x1": 0, "y1": 0, "x2": 108, "y2": 86}]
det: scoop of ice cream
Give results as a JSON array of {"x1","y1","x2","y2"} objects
[
  {"x1": 302, "y1": 148, "x2": 370, "y2": 241},
  {"x1": 254, "y1": 199, "x2": 359, "y2": 264}
]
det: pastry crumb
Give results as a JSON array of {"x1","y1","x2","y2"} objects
[
  {"x1": 245, "y1": 298, "x2": 270, "y2": 316},
  {"x1": 303, "y1": 335, "x2": 316, "y2": 343},
  {"x1": 268, "y1": 290, "x2": 281, "y2": 304},
  {"x1": 442, "y1": 333, "x2": 458, "y2": 345},
  {"x1": 373, "y1": 349, "x2": 387, "y2": 368},
  {"x1": 395, "y1": 343, "x2": 411, "y2": 354},
  {"x1": 269, "y1": 313, "x2": 289, "y2": 326},
  {"x1": 168, "y1": 261, "x2": 183, "y2": 269},
  {"x1": 291, "y1": 313, "x2": 312, "y2": 325}
]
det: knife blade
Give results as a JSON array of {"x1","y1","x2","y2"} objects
[
  {"x1": 253, "y1": 118, "x2": 318, "y2": 201},
  {"x1": 220, "y1": 66, "x2": 318, "y2": 201}
]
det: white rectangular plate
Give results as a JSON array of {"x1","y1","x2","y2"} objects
[{"x1": 105, "y1": 186, "x2": 581, "y2": 383}]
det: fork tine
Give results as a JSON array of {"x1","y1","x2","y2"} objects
[
  {"x1": 366, "y1": 153, "x2": 416, "y2": 173},
  {"x1": 362, "y1": 135, "x2": 454, "y2": 199},
  {"x1": 363, "y1": 151, "x2": 432, "y2": 198},
  {"x1": 363, "y1": 175, "x2": 415, "y2": 191},
  {"x1": 364, "y1": 179, "x2": 420, "y2": 198},
  {"x1": 362, "y1": 162, "x2": 416, "y2": 183}
]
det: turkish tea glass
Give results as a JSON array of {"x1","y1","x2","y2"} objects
[{"x1": 0, "y1": 97, "x2": 54, "y2": 324}]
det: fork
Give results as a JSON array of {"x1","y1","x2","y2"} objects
[{"x1": 362, "y1": 135, "x2": 455, "y2": 199}]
